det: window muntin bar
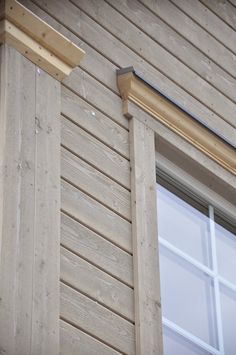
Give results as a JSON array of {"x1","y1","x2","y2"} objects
[{"x1": 157, "y1": 181, "x2": 236, "y2": 355}]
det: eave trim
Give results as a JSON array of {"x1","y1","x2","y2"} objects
[
  {"x1": 0, "y1": 0, "x2": 85, "y2": 81},
  {"x1": 117, "y1": 68, "x2": 236, "y2": 176}
]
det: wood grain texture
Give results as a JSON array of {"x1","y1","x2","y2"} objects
[
  {"x1": 61, "y1": 86, "x2": 129, "y2": 158},
  {"x1": 61, "y1": 213, "x2": 133, "y2": 287},
  {"x1": 140, "y1": 0, "x2": 236, "y2": 77},
  {"x1": 61, "y1": 180, "x2": 132, "y2": 253},
  {"x1": 61, "y1": 115, "x2": 130, "y2": 189},
  {"x1": 172, "y1": 0, "x2": 236, "y2": 54},
  {"x1": 130, "y1": 117, "x2": 163, "y2": 355},
  {"x1": 200, "y1": 0, "x2": 236, "y2": 30},
  {"x1": 31, "y1": 63, "x2": 60, "y2": 355},
  {"x1": 60, "y1": 320, "x2": 122, "y2": 355},
  {"x1": 61, "y1": 246, "x2": 134, "y2": 321},
  {"x1": 0, "y1": 44, "x2": 60, "y2": 354},
  {"x1": 60, "y1": 283, "x2": 135, "y2": 354},
  {"x1": 107, "y1": 0, "x2": 236, "y2": 103},
  {"x1": 72, "y1": 0, "x2": 236, "y2": 127},
  {"x1": 61, "y1": 147, "x2": 131, "y2": 220},
  {"x1": 20, "y1": 0, "x2": 236, "y2": 142},
  {"x1": 0, "y1": 44, "x2": 36, "y2": 355}
]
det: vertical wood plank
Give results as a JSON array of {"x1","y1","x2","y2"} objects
[
  {"x1": 0, "y1": 44, "x2": 36, "y2": 355},
  {"x1": 0, "y1": 44, "x2": 60, "y2": 355},
  {"x1": 31, "y1": 67, "x2": 60, "y2": 355},
  {"x1": 129, "y1": 116, "x2": 163, "y2": 355}
]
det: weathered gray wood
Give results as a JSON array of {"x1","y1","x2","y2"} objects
[
  {"x1": 140, "y1": 0, "x2": 236, "y2": 77},
  {"x1": 61, "y1": 115, "x2": 130, "y2": 189},
  {"x1": 72, "y1": 0, "x2": 236, "y2": 127},
  {"x1": 31, "y1": 65, "x2": 60, "y2": 355},
  {"x1": 61, "y1": 147, "x2": 131, "y2": 220},
  {"x1": 107, "y1": 0, "x2": 236, "y2": 103},
  {"x1": 60, "y1": 320, "x2": 122, "y2": 355},
  {"x1": 61, "y1": 213, "x2": 133, "y2": 287},
  {"x1": 61, "y1": 180, "x2": 132, "y2": 253},
  {"x1": 0, "y1": 44, "x2": 36, "y2": 355},
  {"x1": 0, "y1": 44, "x2": 60, "y2": 355},
  {"x1": 172, "y1": 0, "x2": 236, "y2": 54},
  {"x1": 200, "y1": 0, "x2": 236, "y2": 30},
  {"x1": 60, "y1": 283, "x2": 135, "y2": 354},
  {"x1": 61, "y1": 247, "x2": 134, "y2": 321},
  {"x1": 130, "y1": 117, "x2": 163, "y2": 355},
  {"x1": 61, "y1": 86, "x2": 129, "y2": 158},
  {"x1": 63, "y1": 68, "x2": 128, "y2": 129},
  {"x1": 21, "y1": 0, "x2": 236, "y2": 142}
]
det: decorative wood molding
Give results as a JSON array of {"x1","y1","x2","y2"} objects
[
  {"x1": 117, "y1": 68, "x2": 236, "y2": 175},
  {"x1": 0, "y1": 0, "x2": 85, "y2": 81}
]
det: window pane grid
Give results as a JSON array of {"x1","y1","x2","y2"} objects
[
  {"x1": 157, "y1": 183, "x2": 236, "y2": 355},
  {"x1": 163, "y1": 317, "x2": 221, "y2": 355}
]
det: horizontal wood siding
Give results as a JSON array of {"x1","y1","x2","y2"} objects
[{"x1": 19, "y1": 0, "x2": 236, "y2": 353}]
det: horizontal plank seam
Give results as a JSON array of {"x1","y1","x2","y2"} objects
[
  {"x1": 71, "y1": 1, "x2": 236, "y2": 128},
  {"x1": 106, "y1": 0, "x2": 236, "y2": 104},
  {"x1": 29, "y1": 0, "x2": 123, "y2": 70},
  {"x1": 28, "y1": 0, "x2": 236, "y2": 130},
  {"x1": 60, "y1": 317, "x2": 126, "y2": 355},
  {"x1": 61, "y1": 143, "x2": 131, "y2": 192},
  {"x1": 61, "y1": 209, "x2": 133, "y2": 255},
  {"x1": 228, "y1": 0, "x2": 236, "y2": 9},
  {"x1": 61, "y1": 175, "x2": 131, "y2": 222},
  {"x1": 138, "y1": 0, "x2": 236, "y2": 81},
  {"x1": 61, "y1": 111, "x2": 130, "y2": 160},
  {"x1": 198, "y1": 0, "x2": 236, "y2": 31},
  {"x1": 62, "y1": 82, "x2": 128, "y2": 131},
  {"x1": 60, "y1": 279, "x2": 135, "y2": 324},
  {"x1": 169, "y1": 0, "x2": 236, "y2": 56},
  {"x1": 60, "y1": 243, "x2": 134, "y2": 288}
]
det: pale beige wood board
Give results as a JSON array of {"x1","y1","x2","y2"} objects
[
  {"x1": 60, "y1": 320, "x2": 122, "y2": 355},
  {"x1": 20, "y1": 0, "x2": 236, "y2": 143},
  {"x1": 63, "y1": 68, "x2": 128, "y2": 129},
  {"x1": 140, "y1": 0, "x2": 236, "y2": 76},
  {"x1": 61, "y1": 180, "x2": 132, "y2": 253},
  {"x1": 171, "y1": 0, "x2": 236, "y2": 54},
  {"x1": 61, "y1": 213, "x2": 133, "y2": 287},
  {"x1": 61, "y1": 147, "x2": 131, "y2": 221},
  {"x1": 61, "y1": 86, "x2": 129, "y2": 159},
  {"x1": 61, "y1": 115, "x2": 130, "y2": 189},
  {"x1": 71, "y1": 0, "x2": 236, "y2": 127},
  {"x1": 200, "y1": 0, "x2": 236, "y2": 30},
  {"x1": 61, "y1": 247, "x2": 134, "y2": 321},
  {"x1": 130, "y1": 117, "x2": 163, "y2": 354},
  {"x1": 107, "y1": 0, "x2": 236, "y2": 103},
  {"x1": 31, "y1": 64, "x2": 60, "y2": 354},
  {"x1": 60, "y1": 283, "x2": 135, "y2": 354},
  {"x1": 0, "y1": 44, "x2": 36, "y2": 355}
]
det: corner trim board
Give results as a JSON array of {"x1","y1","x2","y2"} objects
[
  {"x1": 0, "y1": 0, "x2": 85, "y2": 81},
  {"x1": 117, "y1": 68, "x2": 236, "y2": 176}
]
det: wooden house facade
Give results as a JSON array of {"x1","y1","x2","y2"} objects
[{"x1": 0, "y1": 0, "x2": 235, "y2": 354}]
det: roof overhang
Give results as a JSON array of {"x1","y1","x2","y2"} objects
[
  {"x1": 0, "y1": 0, "x2": 85, "y2": 81},
  {"x1": 117, "y1": 67, "x2": 236, "y2": 176}
]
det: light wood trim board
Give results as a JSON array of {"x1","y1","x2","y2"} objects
[
  {"x1": 117, "y1": 68, "x2": 236, "y2": 175},
  {"x1": 0, "y1": 0, "x2": 85, "y2": 80}
]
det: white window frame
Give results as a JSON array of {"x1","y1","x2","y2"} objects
[{"x1": 117, "y1": 67, "x2": 236, "y2": 355}]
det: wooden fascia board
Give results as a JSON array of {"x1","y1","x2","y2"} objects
[
  {"x1": 0, "y1": 0, "x2": 85, "y2": 81},
  {"x1": 117, "y1": 70, "x2": 236, "y2": 176}
]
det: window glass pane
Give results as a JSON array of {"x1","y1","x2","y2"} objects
[
  {"x1": 157, "y1": 184, "x2": 211, "y2": 267},
  {"x1": 163, "y1": 326, "x2": 212, "y2": 355},
  {"x1": 220, "y1": 284, "x2": 236, "y2": 355},
  {"x1": 160, "y1": 245, "x2": 218, "y2": 347},
  {"x1": 215, "y1": 221, "x2": 236, "y2": 285}
]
